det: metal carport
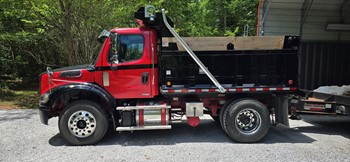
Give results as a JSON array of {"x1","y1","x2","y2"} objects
[{"x1": 257, "y1": 0, "x2": 350, "y2": 89}]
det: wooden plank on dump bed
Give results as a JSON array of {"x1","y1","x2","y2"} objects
[{"x1": 162, "y1": 36, "x2": 285, "y2": 51}]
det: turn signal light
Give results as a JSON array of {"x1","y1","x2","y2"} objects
[{"x1": 166, "y1": 81, "x2": 172, "y2": 87}]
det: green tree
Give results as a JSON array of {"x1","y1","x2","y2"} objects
[
  {"x1": 227, "y1": 0, "x2": 258, "y2": 36},
  {"x1": 0, "y1": 0, "x2": 62, "y2": 83},
  {"x1": 206, "y1": 0, "x2": 258, "y2": 36},
  {"x1": 30, "y1": 0, "x2": 127, "y2": 65},
  {"x1": 0, "y1": 0, "x2": 259, "y2": 85}
]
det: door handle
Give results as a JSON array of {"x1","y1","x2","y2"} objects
[{"x1": 142, "y1": 72, "x2": 149, "y2": 85}]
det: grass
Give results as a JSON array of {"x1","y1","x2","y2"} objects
[
  {"x1": 0, "y1": 89, "x2": 38, "y2": 109},
  {"x1": 0, "y1": 80, "x2": 39, "y2": 109}
]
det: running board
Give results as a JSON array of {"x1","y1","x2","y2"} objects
[
  {"x1": 116, "y1": 125, "x2": 172, "y2": 131},
  {"x1": 116, "y1": 105, "x2": 170, "y2": 111}
]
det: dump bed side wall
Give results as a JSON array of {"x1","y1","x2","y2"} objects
[{"x1": 160, "y1": 49, "x2": 298, "y2": 88}]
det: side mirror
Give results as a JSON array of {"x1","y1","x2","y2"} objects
[{"x1": 110, "y1": 33, "x2": 120, "y2": 66}]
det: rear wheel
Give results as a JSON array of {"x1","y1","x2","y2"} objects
[
  {"x1": 220, "y1": 98, "x2": 242, "y2": 132},
  {"x1": 59, "y1": 100, "x2": 108, "y2": 145},
  {"x1": 222, "y1": 99, "x2": 270, "y2": 143},
  {"x1": 219, "y1": 101, "x2": 231, "y2": 130}
]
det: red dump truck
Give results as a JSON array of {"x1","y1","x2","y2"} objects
[{"x1": 39, "y1": 6, "x2": 300, "y2": 145}]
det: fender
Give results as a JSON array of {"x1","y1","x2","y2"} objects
[{"x1": 40, "y1": 83, "x2": 118, "y2": 128}]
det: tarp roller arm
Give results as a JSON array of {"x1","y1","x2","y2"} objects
[{"x1": 161, "y1": 9, "x2": 226, "y2": 93}]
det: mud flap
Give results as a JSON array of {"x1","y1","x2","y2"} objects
[
  {"x1": 39, "y1": 109, "x2": 49, "y2": 125},
  {"x1": 275, "y1": 95, "x2": 289, "y2": 127}
]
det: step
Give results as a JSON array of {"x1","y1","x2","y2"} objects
[
  {"x1": 116, "y1": 125, "x2": 172, "y2": 131},
  {"x1": 116, "y1": 105, "x2": 170, "y2": 111}
]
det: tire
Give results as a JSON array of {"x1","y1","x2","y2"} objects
[
  {"x1": 219, "y1": 98, "x2": 242, "y2": 132},
  {"x1": 219, "y1": 103, "x2": 228, "y2": 128},
  {"x1": 59, "y1": 100, "x2": 109, "y2": 145},
  {"x1": 219, "y1": 100, "x2": 231, "y2": 130},
  {"x1": 222, "y1": 99, "x2": 270, "y2": 143}
]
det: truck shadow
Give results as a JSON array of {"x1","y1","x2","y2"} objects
[
  {"x1": 291, "y1": 114, "x2": 350, "y2": 139},
  {"x1": 49, "y1": 118, "x2": 315, "y2": 146}
]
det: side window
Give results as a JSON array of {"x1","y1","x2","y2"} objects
[{"x1": 110, "y1": 35, "x2": 144, "y2": 63}]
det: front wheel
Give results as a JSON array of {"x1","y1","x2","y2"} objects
[
  {"x1": 59, "y1": 100, "x2": 108, "y2": 145},
  {"x1": 222, "y1": 99, "x2": 270, "y2": 143}
]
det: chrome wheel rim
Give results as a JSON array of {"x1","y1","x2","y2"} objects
[
  {"x1": 68, "y1": 111, "x2": 96, "y2": 138},
  {"x1": 235, "y1": 108, "x2": 261, "y2": 135}
]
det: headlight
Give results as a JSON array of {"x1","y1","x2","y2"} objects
[{"x1": 40, "y1": 93, "x2": 50, "y2": 104}]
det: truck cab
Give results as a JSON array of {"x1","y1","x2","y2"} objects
[
  {"x1": 40, "y1": 28, "x2": 158, "y2": 99},
  {"x1": 97, "y1": 28, "x2": 159, "y2": 99}
]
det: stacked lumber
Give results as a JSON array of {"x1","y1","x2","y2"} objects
[{"x1": 162, "y1": 36, "x2": 285, "y2": 51}]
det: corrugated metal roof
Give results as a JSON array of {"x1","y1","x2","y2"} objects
[{"x1": 257, "y1": 0, "x2": 350, "y2": 41}]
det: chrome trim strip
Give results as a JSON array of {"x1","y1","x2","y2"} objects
[
  {"x1": 116, "y1": 105, "x2": 171, "y2": 110},
  {"x1": 116, "y1": 125, "x2": 172, "y2": 131}
]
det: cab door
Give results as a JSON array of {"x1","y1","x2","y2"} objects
[{"x1": 103, "y1": 29, "x2": 153, "y2": 99}]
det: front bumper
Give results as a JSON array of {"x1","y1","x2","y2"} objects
[{"x1": 39, "y1": 106, "x2": 51, "y2": 125}]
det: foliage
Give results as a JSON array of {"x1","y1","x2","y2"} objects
[
  {"x1": 206, "y1": 0, "x2": 258, "y2": 36},
  {"x1": 0, "y1": 0, "x2": 258, "y2": 86},
  {"x1": 0, "y1": 0, "x2": 64, "y2": 84}
]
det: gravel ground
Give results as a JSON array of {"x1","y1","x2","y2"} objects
[{"x1": 1, "y1": 109, "x2": 350, "y2": 162}]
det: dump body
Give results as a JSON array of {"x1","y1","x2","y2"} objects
[{"x1": 160, "y1": 49, "x2": 298, "y2": 90}]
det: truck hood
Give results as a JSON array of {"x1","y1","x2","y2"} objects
[
  {"x1": 40, "y1": 65, "x2": 95, "y2": 95},
  {"x1": 53, "y1": 65, "x2": 93, "y2": 72}
]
